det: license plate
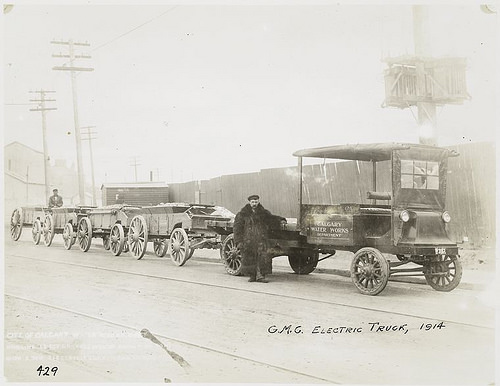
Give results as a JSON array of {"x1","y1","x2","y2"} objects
[{"x1": 435, "y1": 247, "x2": 446, "y2": 255}]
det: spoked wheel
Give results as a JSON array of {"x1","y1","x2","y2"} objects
[
  {"x1": 43, "y1": 213, "x2": 55, "y2": 247},
  {"x1": 128, "y1": 215, "x2": 148, "y2": 259},
  {"x1": 77, "y1": 217, "x2": 93, "y2": 252},
  {"x1": 153, "y1": 238, "x2": 167, "y2": 257},
  {"x1": 123, "y1": 239, "x2": 130, "y2": 253},
  {"x1": 32, "y1": 219, "x2": 42, "y2": 245},
  {"x1": 10, "y1": 207, "x2": 23, "y2": 241},
  {"x1": 110, "y1": 223, "x2": 125, "y2": 256},
  {"x1": 169, "y1": 228, "x2": 191, "y2": 267},
  {"x1": 220, "y1": 234, "x2": 242, "y2": 275},
  {"x1": 103, "y1": 235, "x2": 111, "y2": 250},
  {"x1": 350, "y1": 247, "x2": 389, "y2": 296},
  {"x1": 62, "y1": 222, "x2": 75, "y2": 250},
  {"x1": 424, "y1": 255, "x2": 463, "y2": 292},
  {"x1": 288, "y1": 250, "x2": 319, "y2": 275}
]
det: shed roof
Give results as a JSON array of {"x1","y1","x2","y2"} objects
[{"x1": 100, "y1": 182, "x2": 169, "y2": 189}]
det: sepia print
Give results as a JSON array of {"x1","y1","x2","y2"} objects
[{"x1": 3, "y1": 1, "x2": 497, "y2": 384}]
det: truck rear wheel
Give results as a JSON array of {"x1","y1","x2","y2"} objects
[{"x1": 288, "y1": 251, "x2": 318, "y2": 274}]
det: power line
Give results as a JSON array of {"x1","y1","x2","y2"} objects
[
  {"x1": 51, "y1": 6, "x2": 179, "y2": 72},
  {"x1": 91, "y1": 6, "x2": 179, "y2": 53}
]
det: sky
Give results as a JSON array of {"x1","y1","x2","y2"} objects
[{"x1": 2, "y1": 1, "x2": 498, "y2": 185}]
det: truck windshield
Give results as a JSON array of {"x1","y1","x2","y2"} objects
[{"x1": 401, "y1": 159, "x2": 440, "y2": 190}]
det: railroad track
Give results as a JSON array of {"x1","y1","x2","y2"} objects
[
  {"x1": 4, "y1": 292, "x2": 339, "y2": 383},
  {"x1": 5, "y1": 245, "x2": 495, "y2": 383},
  {"x1": 7, "y1": 253, "x2": 492, "y2": 331}
]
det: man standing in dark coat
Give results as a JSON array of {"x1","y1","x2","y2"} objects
[{"x1": 233, "y1": 195, "x2": 282, "y2": 283}]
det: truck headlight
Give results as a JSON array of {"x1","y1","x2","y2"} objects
[
  {"x1": 399, "y1": 210, "x2": 410, "y2": 223},
  {"x1": 442, "y1": 211, "x2": 451, "y2": 223}
]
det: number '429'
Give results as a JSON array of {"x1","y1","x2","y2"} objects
[{"x1": 37, "y1": 366, "x2": 58, "y2": 376}]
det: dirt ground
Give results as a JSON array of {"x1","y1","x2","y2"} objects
[{"x1": 3, "y1": 233, "x2": 497, "y2": 384}]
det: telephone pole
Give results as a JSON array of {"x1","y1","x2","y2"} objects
[
  {"x1": 130, "y1": 157, "x2": 141, "y2": 182},
  {"x1": 29, "y1": 90, "x2": 57, "y2": 202},
  {"x1": 51, "y1": 39, "x2": 94, "y2": 204},
  {"x1": 383, "y1": 8, "x2": 468, "y2": 146},
  {"x1": 413, "y1": 5, "x2": 437, "y2": 145},
  {"x1": 81, "y1": 126, "x2": 97, "y2": 205}
]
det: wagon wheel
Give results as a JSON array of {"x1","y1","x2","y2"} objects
[
  {"x1": 187, "y1": 248, "x2": 195, "y2": 260},
  {"x1": 77, "y1": 217, "x2": 93, "y2": 252},
  {"x1": 102, "y1": 235, "x2": 111, "y2": 250},
  {"x1": 288, "y1": 250, "x2": 319, "y2": 275},
  {"x1": 153, "y1": 238, "x2": 167, "y2": 257},
  {"x1": 110, "y1": 223, "x2": 125, "y2": 256},
  {"x1": 123, "y1": 238, "x2": 130, "y2": 253},
  {"x1": 424, "y1": 255, "x2": 463, "y2": 292},
  {"x1": 350, "y1": 247, "x2": 389, "y2": 296},
  {"x1": 43, "y1": 213, "x2": 55, "y2": 247},
  {"x1": 128, "y1": 215, "x2": 148, "y2": 260},
  {"x1": 122, "y1": 230, "x2": 130, "y2": 253},
  {"x1": 62, "y1": 222, "x2": 75, "y2": 250},
  {"x1": 32, "y1": 219, "x2": 42, "y2": 245},
  {"x1": 10, "y1": 207, "x2": 23, "y2": 241},
  {"x1": 221, "y1": 234, "x2": 242, "y2": 276},
  {"x1": 169, "y1": 228, "x2": 191, "y2": 267}
]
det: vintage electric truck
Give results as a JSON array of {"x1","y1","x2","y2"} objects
[{"x1": 220, "y1": 143, "x2": 462, "y2": 295}]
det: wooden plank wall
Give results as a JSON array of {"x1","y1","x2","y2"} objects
[
  {"x1": 103, "y1": 187, "x2": 169, "y2": 206},
  {"x1": 169, "y1": 142, "x2": 495, "y2": 247},
  {"x1": 446, "y1": 142, "x2": 495, "y2": 247}
]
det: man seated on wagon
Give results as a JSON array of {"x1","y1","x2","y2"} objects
[{"x1": 48, "y1": 188, "x2": 63, "y2": 208}]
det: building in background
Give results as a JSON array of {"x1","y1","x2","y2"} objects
[
  {"x1": 4, "y1": 142, "x2": 46, "y2": 212},
  {"x1": 4, "y1": 142, "x2": 92, "y2": 218},
  {"x1": 101, "y1": 182, "x2": 169, "y2": 206}
]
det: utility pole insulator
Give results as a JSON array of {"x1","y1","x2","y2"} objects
[
  {"x1": 52, "y1": 54, "x2": 91, "y2": 59},
  {"x1": 53, "y1": 66, "x2": 94, "y2": 72}
]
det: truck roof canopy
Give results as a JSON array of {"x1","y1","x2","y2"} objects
[{"x1": 293, "y1": 143, "x2": 459, "y2": 162}]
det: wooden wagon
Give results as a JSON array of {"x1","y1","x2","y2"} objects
[
  {"x1": 124, "y1": 203, "x2": 234, "y2": 265},
  {"x1": 9, "y1": 206, "x2": 48, "y2": 245},
  {"x1": 76, "y1": 204, "x2": 142, "y2": 255},
  {"x1": 42, "y1": 206, "x2": 96, "y2": 248}
]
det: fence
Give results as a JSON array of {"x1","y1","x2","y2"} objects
[{"x1": 169, "y1": 142, "x2": 495, "y2": 247}]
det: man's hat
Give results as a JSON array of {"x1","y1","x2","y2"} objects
[
  {"x1": 247, "y1": 194, "x2": 260, "y2": 201},
  {"x1": 53, "y1": 188, "x2": 58, "y2": 192}
]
